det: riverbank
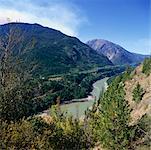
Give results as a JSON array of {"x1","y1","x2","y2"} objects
[
  {"x1": 63, "y1": 96, "x2": 94, "y2": 104},
  {"x1": 38, "y1": 77, "x2": 109, "y2": 118},
  {"x1": 60, "y1": 77, "x2": 109, "y2": 117}
]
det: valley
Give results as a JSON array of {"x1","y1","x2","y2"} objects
[{"x1": 0, "y1": 22, "x2": 150, "y2": 150}]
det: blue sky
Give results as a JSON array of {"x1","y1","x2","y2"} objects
[{"x1": 0, "y1": 0, "x2": 150, "y2": 54}]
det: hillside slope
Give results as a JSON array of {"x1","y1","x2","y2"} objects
[
  {"x1": 124, "y1": 64, "x2": 151, "y2": 125},
  {"x1": 0, "y1": 23, "x2": 112, "y2": 77},
  {"x1": 86, "y1": 39, "x2": 148, "y2": 65},
  {"x1": 91, "y1": 59, "x2": 151, "y2": 150}
]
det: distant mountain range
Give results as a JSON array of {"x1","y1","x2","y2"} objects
[
  {"x1": 0, "y1": 23, "x2": 112, "y2": 77},
  {"x1": 86, "y1": 39, "x2": 149, "y2": 65}
]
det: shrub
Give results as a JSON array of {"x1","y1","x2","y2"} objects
[{"x1": 132, "y1": 83, "x2": 144, "y2": 103}]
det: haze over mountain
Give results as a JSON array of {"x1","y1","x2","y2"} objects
[
  {"x1": 86, "y1": 39, "x2": 149, "y2": 65},
  {"x1": 0, "y1": 23, "x2": 112, "y2": 77}
]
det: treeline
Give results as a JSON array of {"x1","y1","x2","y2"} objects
[{"x1": 87, "y1": 71, "x2": 150, "y2": 150}]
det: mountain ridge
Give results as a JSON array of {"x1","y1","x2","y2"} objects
[
  {"x1": 0, "y1": 23, "x2": 113, "y2": 77},
  {"x1": 86, "y1": 39, "x2": 149, "y2": 65}
]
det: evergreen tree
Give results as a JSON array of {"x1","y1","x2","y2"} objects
[
  {"x1": 91, "y1": 76, "x2": 135, "y2": 149},
  {"x1": 132, "y1": 83, "x2": 144, "y2": 103}
]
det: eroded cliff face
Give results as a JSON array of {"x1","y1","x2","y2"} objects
[{"x1": 124, "y1": 65, "x2": 151, "y2": 125}]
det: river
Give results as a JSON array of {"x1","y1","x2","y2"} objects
[
  {"x1": 39, "y1": 77, "x2": 109, "y2": 118},
  {"x1": 60, "y1": 77, "x2": 109, "y2": 118}
]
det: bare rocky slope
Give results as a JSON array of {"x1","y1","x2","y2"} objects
[{"x1": 86, "y1": 39, "x2": 148, "y2": 65}]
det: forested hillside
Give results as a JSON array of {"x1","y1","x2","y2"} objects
[
  {"x1": 89, "y1": 58, "x2": 151, "y2": 149},
  {"x1": 0, "y1": 23, "x2": 112, "y2": 77},
  {"x1": 1, "y1": 57, "x2": 150, "y2": 149}
]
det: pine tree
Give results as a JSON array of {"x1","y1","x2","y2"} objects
[
  {"x1": 132, "y1": 83, "x2": 144, "y2": 103},
  {"x1": 92, "y1": 76, "x2": 135, "y2": 149}
]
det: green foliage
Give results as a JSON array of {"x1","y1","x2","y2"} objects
[
  {"x1": 0, "y1": 23, "x2": 112, "y2": 77},
  {"x1": 48, "y1": 105, "x2": 95, "y2": 149},
  {"x1": 132, "y1": 83, "x2": 144, "y2": 103},
  {"x1": 0, "y1": 25, "x2": 56, "y2": 122},
  {"x1": 121, "y1": 66, "x2": 134, "y2": 82},
  {"x1": 0, "y1": 106, "x2": 95, "y2": 149},
  {"x1": 0, "y1": 119, "x2": 37, "y2": 149},
  {"x1": 107, "y1": 66, "x2": 133, "y2": 85},
  {"x1": 88, "y1": 71, "x2": 151, "y2": 150},
  {"x1": 107, "y1": 75, "x2": 116, "y2": 85},
  {"x1": 90, "y1": 76, "x2": 135, "y2": 150},
  {"x1": 142, "y1": 58, "x2": 151, "y2": 75},
  {"x1": 0, "y1": 78, "x2": 56, "y2": 122},
  {"x1": 131, "y1": 115, "x2": 151, "y2": 149}
]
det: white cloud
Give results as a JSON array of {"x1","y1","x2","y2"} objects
[{"x1": 0, "y1": 0, "x2": 86, "y2": 36}]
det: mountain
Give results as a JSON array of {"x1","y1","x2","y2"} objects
[
  {"x1": 86, "y1": 39, "x2": 148, "y2": 65},
  {"x1": 0, "y1": 23, "x2": 112, "y2": 77}
]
